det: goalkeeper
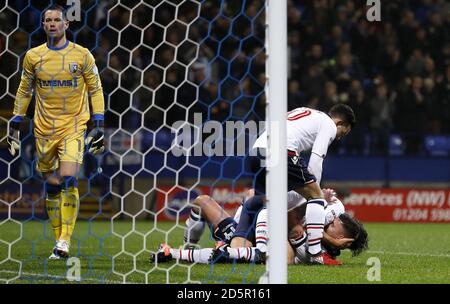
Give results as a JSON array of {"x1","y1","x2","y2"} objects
[{"x1": 8, "y1": 5, "x2": 105, "y2": 259}]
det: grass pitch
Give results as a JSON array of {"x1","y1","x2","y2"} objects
[{"x1": 0, "y1": 220, "x2": 449, "y2": 284}]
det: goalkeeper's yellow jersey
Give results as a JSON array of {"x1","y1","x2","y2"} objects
[{"x1": 13, "y1": 40, "x2": 104, "y2": 139}]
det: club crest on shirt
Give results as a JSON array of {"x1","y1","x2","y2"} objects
[{"x1": 69, "y1": 62, "x2": 79, "y2": 74}]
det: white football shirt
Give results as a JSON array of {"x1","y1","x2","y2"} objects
[{"x1": 253, "y1": 107, "x2": 337, "y2": 157}]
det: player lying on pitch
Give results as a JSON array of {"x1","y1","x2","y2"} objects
[{"x1": 150, "y1": 189, "x2": 368, "y2": 265}]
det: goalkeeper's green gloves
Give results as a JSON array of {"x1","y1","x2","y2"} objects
[
  {"x1": 7, "y1": 117, "x2": 22, "y2": 157},
  {"x1": 85, "y1": 115, "x2": 105, "y2": 154}
]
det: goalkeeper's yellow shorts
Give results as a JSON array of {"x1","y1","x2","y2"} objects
[{"x1": 35, "y1": 130, "x2": 85, "y2": 173}]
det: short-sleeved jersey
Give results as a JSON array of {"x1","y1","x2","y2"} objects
[
  {"x1": 14, "y1": 41, "x2": 104, "y2": 139},
  {"x1": 253, "y1": 107, "x2": 337, "y2": 157},
  {"x1": 286, "y1": 107, "x2": 337, "y2": 157}
]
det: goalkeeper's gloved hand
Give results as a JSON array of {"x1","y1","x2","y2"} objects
[
  {"x1": 85, "y1": 117, "x2": 105, "y2": 154},
  {"x1": 7, "y1": 117, "x2": 22, "y2": 157}
]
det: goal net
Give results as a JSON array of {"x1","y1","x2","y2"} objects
[{"x1": 0, "y1": 0, "x2": 286, "y2": 284}]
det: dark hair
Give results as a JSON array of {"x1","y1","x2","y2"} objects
[
  {"x1": 328, "y1": 104, "x2": 356, "y2": 128},
  {"x1": 42, "y1": 4, "x2": 66, "y2": 21},
  {"x1": 339, "y1": 213, "x2": 368, "y2": 256}
]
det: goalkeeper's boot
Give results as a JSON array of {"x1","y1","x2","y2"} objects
[
  {"x1": 307, "y1": 251, "x2": 342, "y2": 266},
  {"x1": 48, "y1": 246, "x2": 62, "y2": 260},
  {"x1": 208, "y1": 241, "x2": 230, "y2": 264},
  {"x1": 49, "y1": 240, "x2": 69, "y2": 259},
  {"x1": 150, "y1": 243, "x2": 173, "y2": 263},
  {"x1": 54, "y1": 239, "x2": 70, "y2": 259}
]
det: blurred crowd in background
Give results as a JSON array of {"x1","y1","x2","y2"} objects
[
  {"x1": 286, "y1": 0, "x2": 450, "y2": 156},
  {"x1": 1, "y1": 0, "x2": 450, "y2": 158}
]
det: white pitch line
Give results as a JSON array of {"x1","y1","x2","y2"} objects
[
  {"x1": 0, "y1": 270, "x2": 128, "y2": 284},
  {"x1": 367, "y1": 250, "x2": 450, "y2": 258}
]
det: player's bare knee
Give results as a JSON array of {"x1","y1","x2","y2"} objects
[
  {"x1": 193, "y1": 195, "x2": 212, "y2": 207},
  {"x1": 45, "y1": 174, "x2": 62, "y2": 185},
  {"x1": 298, "y1": 183, "x2": 323, "y2": 200},
  {"x1": 230, "y1": 236, "x2": 253, "y2": 248},
  {"x1": 59, "y1": 162, "x2": 80, "y2": 178},
  {"x1": 191, "y1": 195, "x2": 212, "y2": 216}
]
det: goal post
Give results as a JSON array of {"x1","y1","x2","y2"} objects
[{"x1": 266, "y1": 0, "x2": 288, "y2": 284}]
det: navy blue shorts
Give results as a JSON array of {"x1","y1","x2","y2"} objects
[
  {"x1": 251, "y1": 151, "x2": 316, "y2": 195},
  {"x1": 231, "y1": 196, "x2": 265, "y2": 245},
  {"x1": 287, "y1": 150, "x2": 316, "y2": 190}
]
